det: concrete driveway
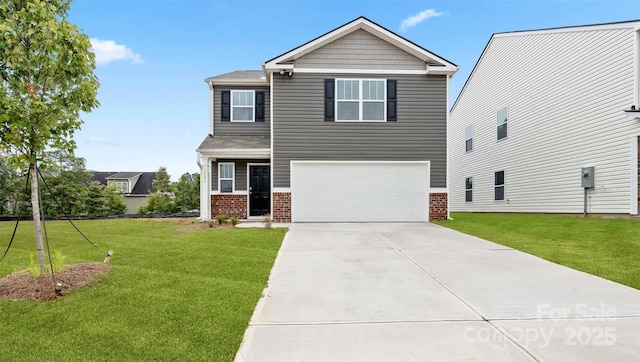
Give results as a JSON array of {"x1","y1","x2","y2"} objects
[{"x1": 235, "y1": 223, "x2": 640, "y2": 361}]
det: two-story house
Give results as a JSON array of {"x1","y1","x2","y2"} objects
[
  {"x1": 449, "y1": 20, "x2": 640, "y2": 216},
  {"x1": 91, "y1": 171, "x2": 156, "y2": 214},
  {"x1": 197, "y1": 17, "x2": 458, "y2": 222}
]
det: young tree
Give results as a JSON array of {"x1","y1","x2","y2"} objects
[{"x1": 0, "y1": 0, "x2": 100, "y2": 269}]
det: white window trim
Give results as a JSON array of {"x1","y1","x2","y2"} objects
[
  {"x1": 465, "y1": 125, "x2": 474, "y2": 152},
  {"x1": 494, "y1": 170, "x2": 505, "y2": 201},
  {"x1": 335, "y1": 78, "x2": 387, "y2": 122},
  {"x1": 465, "y1": 176, "x2": 473, "y2": 203},
  {"x1": 218, "y1": 162, "x2": 235, "y2": 193},
  {"x1": 497, "y1": 106, "x2": 508, "y2": 141},
  {"x1": 231, "y1": 90, "x2": 255, "y2": 123}
]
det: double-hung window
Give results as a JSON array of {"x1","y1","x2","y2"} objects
[
  {"x1": 494, "y1": 171, "x2": 505, "y2": 201},
  {"x1": 497, "y1": 107, "x2": 508, "y2": 140},
  {"x1": 108, "y1": 180, "x2": 128, "y2": 193},
  {"x1": 336, "y1": 79, "x2": 386, "y2": 122},
  {"x1": 219, "y1": 163, "x2": 234, "y2": 193},
  {"x1": 465, "y1": 177, "x2": 473, "y2": 202},
  {"x1": 465, "y1": 125, "x2": 473, "y2": 152},
  {"x1": 231, "y1": 90, "x2": 254, "y2": 122}
]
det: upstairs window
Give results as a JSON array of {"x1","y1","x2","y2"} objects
[
  {"x1": 108, "y1": 180, "x2": 128, "y2": 193},
  {"x1": 465, "y1": 177, "x2": 473, "y2": 202},
  {"x1": 231, "y1": 90, "x2": 254, "y2": 122},
  {"x1": 495, "y1": 171, "x2": 505, "y2": 201},
  {"x1": 497, "y1": 107, "x2": 508, "y2": 140},
  {"x1": 465, "y1": 125, "x2": 473, "y2": 152},
  {"x1": 219, "y1": 163, "x2": 234, "y2": 193},
  {"x1": 336, "y1": 79, "x2": 386, "y2": 122}
]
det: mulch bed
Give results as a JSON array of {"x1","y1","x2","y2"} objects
[{"x1": 0, "y1": 262, "x2": 112, "y2": 302}]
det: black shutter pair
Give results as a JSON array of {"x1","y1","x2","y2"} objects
[
  {"x1": 324, "y1": 79, "x2": 397, "y2": 122},
  {"x1": 220, "y1": 91, "x2": 265, "y2": 122}
]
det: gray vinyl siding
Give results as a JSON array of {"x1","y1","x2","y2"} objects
[
  {"x1": 213, "y1": 86, "x2": 270, "y2": 136},
  {"x1": 295, "y1": 29, "x2": 426, "y2": 70},
  {"x1": 273, "y1": 73, "x2": 447, "y2": 188},
  {"x1": 211, "y1": 159, "x2": 270, "y2": 191}
]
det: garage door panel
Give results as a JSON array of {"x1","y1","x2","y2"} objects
[{"x1": 291, "y1": 161, "x2": 430, "y2": 222}]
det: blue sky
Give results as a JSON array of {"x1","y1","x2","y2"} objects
[{"x1": 68, "y1": 0, "x2": 640, "y2": 179}]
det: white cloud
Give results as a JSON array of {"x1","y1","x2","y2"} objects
[
  {"x1": 399, "y1": 9, "x2": 444, "y2": 32},
  {"x1": 90, "y1": 38, "x2": 143, "y2": 66}
]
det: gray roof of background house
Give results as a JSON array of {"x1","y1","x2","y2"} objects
[
  {"x1": 198, "y1": 135, "x2": 270, "y2": 150},
  {"x1": 204, "y1": 70, "x2": 267, "y2": 84},
  {"x1": 130, "y1": 172, "x2": 156, "y2": 195},
  {"x1": 90, "y1": 171, "x2": 156, "y2": 195},
  {"x1": 107, "y1": 172, "x2": 142, "y2": 179}
]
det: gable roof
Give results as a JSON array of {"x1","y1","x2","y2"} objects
[
  {"x1": 107, "y1": 172, "x2": 142, "y2": 180},
  {"x1": 90, "y1": 171, "x2": 157, "y2": 195},
  {"x1": 262, "y1": 16, "x2": 458, "y2": 75},
  {"x1": 451, "y1": 19, "x2": 640, "y2": 111}
]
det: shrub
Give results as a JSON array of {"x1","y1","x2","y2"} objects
[
  {"x1": 229, "y1": 217, "x2": 239, "y2": 226},
  {"x1": 214, "y1": 214, "x2": 228, "y2": 225},
  {"x1": 262, "y1": 214, "x2": 272, "y2": 229}
]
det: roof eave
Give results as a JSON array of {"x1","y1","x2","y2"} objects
[{"x1": 263, "y1": 16, "x2": 457, "y2": 71}]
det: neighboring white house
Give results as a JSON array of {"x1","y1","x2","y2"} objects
[{"x1": 449, "y1": 20, "x2": 640, "y2": 215}]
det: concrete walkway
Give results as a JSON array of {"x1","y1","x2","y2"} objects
[{"x1": 235, "y1": 223, "x2": 640, "y2": 361}]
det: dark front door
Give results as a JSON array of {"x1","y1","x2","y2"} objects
[{"x1": 249, "y1": 165, "x2": 270, "y2": 217}]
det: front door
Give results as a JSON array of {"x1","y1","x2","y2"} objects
[{"x1": 249, "y1": 165, "x2": 270, "y2": 217}]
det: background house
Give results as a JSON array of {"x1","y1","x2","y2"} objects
[
  {"x1": 449, "y1": 20, "x2": 640, "y2": 216},
  {"x1": 91, "y1": 171, "x2": 156, "y2": 214},
  {"x1": 197, "y1": 17, "x2": 458, "y2": 222}
]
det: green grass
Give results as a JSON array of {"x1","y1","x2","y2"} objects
[
  {"x1": 434, "y1": 213, "x2": 640, "y2": 290},
  {"x1": 0, "y1": 219, "x2": 286, "y2": 361}
]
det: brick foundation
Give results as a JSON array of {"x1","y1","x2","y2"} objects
[
  {"x1": 272, "y1": 192, "x2": 291, "y2": 222},
  {"x1": 211, "y1": 194, "x2": 247, "y2": 219},
  {"x1": 429, "y1": 193, "x2": 448, "y2": 221}
]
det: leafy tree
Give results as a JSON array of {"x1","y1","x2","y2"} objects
[
  {"x1": 138, "y1": 193, "x2": 177, "y2": 215},
  {"x1": 0, "y1": 0, "x2": 100, "y2": 268},
  {"x1": 40, "y1": 149, "x2": 92, "y2": 216},
  {"x1": 0, "y1": 156, "x2": 20, "y2": 215},
  {"x1": 84, "y1": 181, "x2": 109, "y2": 216},
  {"x1": 152, "y1": 166, "x2": 172, "y2": 193},
  {"x1": 173, "y1": 172, "x2": 199, "y2": 212},
  {"x1": 104, "y1": 185, "x2": 126, "y2": 215}
]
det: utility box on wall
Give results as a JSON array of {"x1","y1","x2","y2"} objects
[{"x1": 581, "y1": 166, "x2": 595, "y2": 188}]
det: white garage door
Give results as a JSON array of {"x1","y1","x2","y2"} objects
[{"x1": 290, "y1": 161, "x2": 430, "y2": 222}]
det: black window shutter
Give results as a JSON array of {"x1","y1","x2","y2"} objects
[
  {"x1": 387, "y1": 80, "x2": 397, "y2": 122},
  {"x1": 255, "y1": 91, "x2": 265, "y2": 122},
  {"x1": 324, "y1": 79, "x2": 335, "y2": 122},
  {"x1": 221, "y1": 91, "x2": 230, "y2": 122}
]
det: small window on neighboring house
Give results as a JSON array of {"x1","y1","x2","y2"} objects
[
  {"x1": 465, "y1": 125, "x2": 473, "y2": 152},
  {"x1": 231, "y1": 90, "x2": 254, "y2": 122},
  {"x1": 108, "y1": 180, "x2": 128, "y2": 193},
  {"x1": 219, "y1": 163, "x2": 234, "y2": 193},
  {"x1": 336, "y1": 79, "x2": 386, "y2": 121},
  {"x1": 497, "y1": 107, "x2": 508, "y2": 140},
  {"x1": 495, "y1": 171, "x2": 505, "y2": 201},
  {"x1": 465, "y1": 177, "x2": 473, "y2": 202}
]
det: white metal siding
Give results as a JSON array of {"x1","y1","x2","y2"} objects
[
  {"x1": 450, "y1": 26, "x2": 640, "y2": 214},
  {"x1": 291, "y1": 161, "x2": 429, "y2": 222}
]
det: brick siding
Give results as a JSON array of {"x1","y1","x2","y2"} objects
[
  {"x1": 273, "y1": 192, "x2": 291, "y2": 222},
  {"x1": 211, "y1": 194, "x2": 247, "y2": 219},
  {"x1": 429, "y1": 193, "x2": 448, "y2": 221}
]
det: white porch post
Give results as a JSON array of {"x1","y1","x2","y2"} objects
[{"x1": 198, "y1": 154, "x2": 211, "y2": 220}]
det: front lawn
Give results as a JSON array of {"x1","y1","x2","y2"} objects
[
  {"x1": 434, "y1": 213, "x2": 640, "y2": 290},
  {"x1": 0, "y1": 219, "x2": 286, "y2": 361}
]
